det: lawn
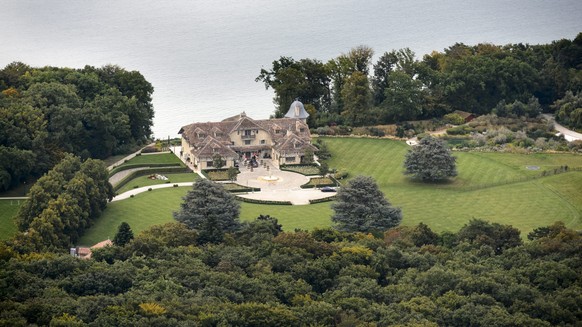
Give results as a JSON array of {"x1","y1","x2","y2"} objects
[
  {"x1": 0, "y1": 200, "x2": 21, "y2": 240},
  {"x1": 115, "y1": 152, "x2": 183, "y2": 167},
  {"x1": 6, "y1": 137, "x2": 582, "y2": 244},
  {"x1": 116, "y1": 172, "x2": 199, "y2": 194},
  {"x1": 78, "y1": 187, "x2": 332, "y2": 246}
]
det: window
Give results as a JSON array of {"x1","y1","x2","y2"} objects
[
  {"x1": 275, "y1": 130, "x2": 281, "y2": 134},
  {"x1": 244, "y1": 140, "x2": 251, "y2": 145},
  {"x1": 300, "y1": 128, "x2": 305, "y2": 132},
  {"x1": 260, "y1": 140, "x2": 266, "y2": 144},
  {"x1": 285, "y1": 157, "x2": 295, "y2": 163}
]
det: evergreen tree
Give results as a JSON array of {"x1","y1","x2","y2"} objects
[
  {"x1": 173, "y1": 179, "x2": 240, "y2": 244},
  {"x1": 113, "y1": 222, "x2": 134, "y2": 246},
  {"x1": 331, "y1": 175, "x2": 402, "y2": 232},
  {"x1": 404, "y1": 136, "x2": 457, "y2": 181}
]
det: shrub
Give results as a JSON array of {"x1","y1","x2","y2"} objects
[
  {"x1": 130, "y1": 194, "x2": 135, "y2": 198},
  {"x1": 173, "y1": 184, "x2": 178, "y2": 187},
  {"x1": 444, "y1": 113, "x2": 465, "y2": 125},
  {"x1": 133, "y1": 185, "x2": 139, "y2": 189},
  {"x1": 148, "y1": 188, "x2": 152, "y2": 191}
]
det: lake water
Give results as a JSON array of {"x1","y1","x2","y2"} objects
[{"x1": 1, "y1": 0, "x2": 581, "y2": 138}]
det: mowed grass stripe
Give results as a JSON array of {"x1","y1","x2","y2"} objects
[
  {"x1": 0, "y1": 200, "x2": 20, "y2": 240},
  {"x1": 80, "y1": 187, "x2": 333, "y2": 246}
]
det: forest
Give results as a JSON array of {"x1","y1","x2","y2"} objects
[
  {"x1": 0, "y1": 63, "x2": 154, "y2": 192},
  {"x1": 0, "y1": 219, "x2": 580, "y2": 326},
  {"x1": 257, "y1": 33, "x2": 582, "y2": 131}
]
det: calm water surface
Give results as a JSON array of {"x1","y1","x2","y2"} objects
[{"x1": 1, "y1": 0, "x2": 581, "y2": 138}]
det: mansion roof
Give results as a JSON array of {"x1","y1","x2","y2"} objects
[{"x1": 179, "y1": 114, "x2": 315, "y2": 158}]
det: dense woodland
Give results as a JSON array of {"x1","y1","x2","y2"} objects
[
  {"x1": 0, "y1": 63, "x2": 154, "y2": 191},
  {"x1": 0, "y1": 220, "x2": 580, "y2": 326},
  {"x1": 257, "y1": 33, "x2": 582, "y2": 131},
  {"x1": 2, "y1": 36, "x2": 582, "y2": 326}
]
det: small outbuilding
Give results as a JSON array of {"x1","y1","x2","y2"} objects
[{"x1": 453, "y1": 110, "x2": 476, "y2": 123}]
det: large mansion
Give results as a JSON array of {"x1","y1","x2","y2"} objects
[{"x1": 178, "y1": 101, "x2": 317, "y2": 169}]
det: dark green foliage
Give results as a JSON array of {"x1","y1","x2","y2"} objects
[
  {"x1": 174, "y1": 179, "x2": 240, "y2": 244},
  {"x1": 404, "y1": 136, "x2": 457, "y2": 181},
  {"x1": 255, "y1": 57, "x2": 330, "y2": 117},
  {"x1": 113, "y1": 222, "x2": 134, "y2": 246},
  {"x1": 0, "y1": 63, "x2": 154, "y2": 192},
  {"x1": 457, "y1": 219, "x2": 522, "y2": 254},
  {"x1": 552, "y1": 91, "x2": 582, "y2": 130},
  {"x1": 13, "y1": 154, "x2": 113, "y2": 251},
  {"x1": 314, "y1": 139, "x2": 331, "y2": 160},
  {"x1": 0, "y1": 222, "x2": 581, "y2": 326},
  {"x1": 331, "y1": 175, "x2": 402, "y2": 232},
  {"x1": 258, "y1": 34, "x2": 582, "y2": 128},
  {"x1": 227, "y1": 166, "x2": 238, "y2": 181},
  {"x1": 212, "y1": 153, "x2": 225, "y2": 169}
]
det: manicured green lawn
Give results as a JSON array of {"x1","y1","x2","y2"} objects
[
  {"x1": 321, "y1": 137, "x2": 582, "y2": 234},
  {"x1": 0, "y1": 200, "x2": 21, "y2": 240},
  {"x1": 8, "y1": 137, "x2": 582, "y2": 245},
  {"x1": 116, "y1": 152, "x2": 183, "y2": 167},
  {"x1": 79, "y1": 187, "x2": 332, "y2": 246},
  {"x1": 116, "y1": 172, "x2": 199, "y2": 194}
]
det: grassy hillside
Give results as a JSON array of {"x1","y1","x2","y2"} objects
[
  {"x1": 3, "y1": 137, "x2": 582, "y2": 244},
  {"x1": 323, "y1": 137, "x2": 582, "y2": 233}
]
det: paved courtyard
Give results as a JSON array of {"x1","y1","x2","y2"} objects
[{"x1": 233, "y1": 161, "x2": 336, "y2": 205}]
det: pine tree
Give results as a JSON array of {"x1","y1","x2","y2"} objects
[
  {"x1": 113, "y1": 222, "x2": 134, "y2": 246},
  {"x1": 174, "y1": 179, "x2": 240, "y2": 244},
  {"x1": 404, "y1": 136, "x2": 457, "y2": 181},
  {"x1": 331, "y1": 175, "x2": 402, "y2": 232}
]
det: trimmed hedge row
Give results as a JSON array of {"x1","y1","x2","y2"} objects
[
  {"x1": 300, "y1": 176, "x2": 340, "y2": 189},
  {"x1": 201, "y1": 168, "x2": 239, "y2": 181},
  {"x1": 280, "y1": 164, "x2": 321, "y2": 176},
  {"x1": 109, "y1": 162, "x2": 182, "y2": 177},
  {"x1": 234, "y1": 196, "x2": 292, "y2": 205},
  {"x1": 221, "y1": 183, "x2": 261, "y2": 193},
  {"x1": 309, "y1": 196, "x2": 337, "y2": 204},
  {"x1": 113, "y1": 167, "x2": 192, "y2": 192}
]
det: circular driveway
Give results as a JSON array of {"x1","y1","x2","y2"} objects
[{"x1": 235, "y1": 163, "x2": 336, "y2": 205}]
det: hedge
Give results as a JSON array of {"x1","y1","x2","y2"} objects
[
  {"x1": 113, "y1": 167, "x2": 192, "y2": 192},
  {"x1": 109, "y1": 162, "x2": 182, "y2": 177},
  {"x1": 220, "y1": 182, "x2": 261, "y2": 193},
  {"x1": 300, "y1": 176, "x2": 340, "y2": 189},
  {"x1": 201, "y1": 168, "x2": 240, "y2": 181},
  {"x1": 234, "y1": 196, "x2": 292, "y2": 205},
  {"x1": 280, "y1": 164, "x2": 321, "y2": 176},
  {"x1": 309, "y1": 196, "x2": 337, "y2": 204}
]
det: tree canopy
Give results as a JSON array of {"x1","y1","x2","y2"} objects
[
  {"x1": 1, "y1": 220, "x2": 580, "y2": 326},
  {"x1": 173, "y1": 179, "x2": 240, "y2": 244},
  {"x1": 404, "y1": 136, "x2": 457, "y2": 181},
  {"x1": 257, "y1": 33, "x2": 582, "y2": 129},
  {"x1": 331, "y1": 175, "x2": 402, "y2": 232},
  {"x1": 0, "y1": 63, "x2": 154, "y2": 192}
]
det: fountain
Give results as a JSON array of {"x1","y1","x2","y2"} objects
[{"x1": 258, "y1": 166, "x2": 280, "y2": 182}]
